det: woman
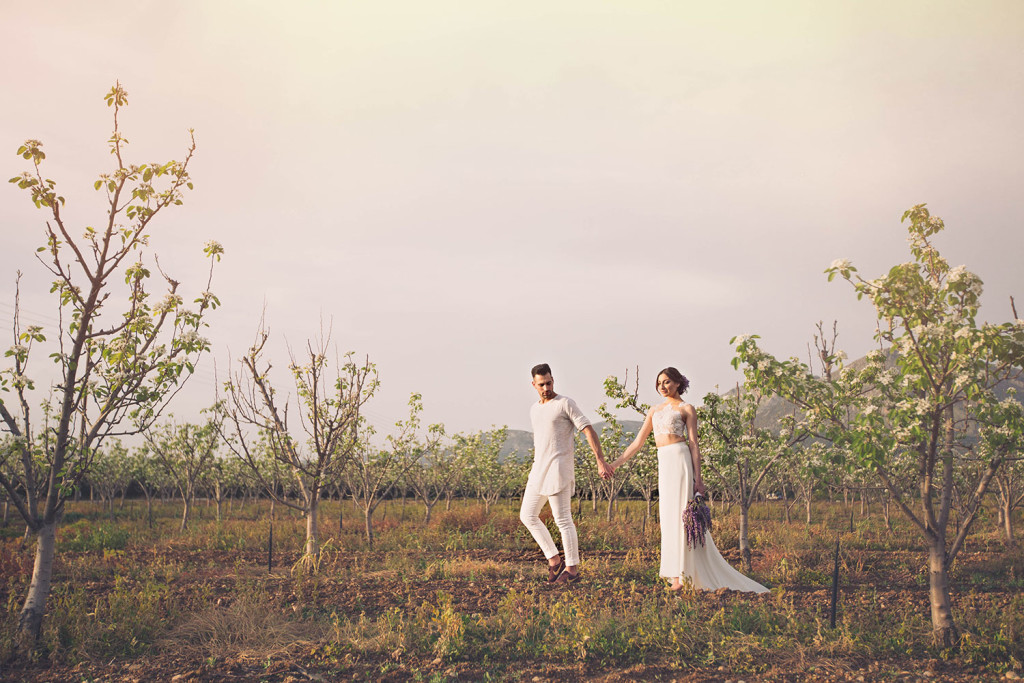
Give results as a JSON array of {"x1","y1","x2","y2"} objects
[{"x1": 609, "y1": 367, "x2": 767, "y2": 593}]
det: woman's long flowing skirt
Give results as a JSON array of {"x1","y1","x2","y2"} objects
[{"x1": 658, "y1": 442, "x2": 768, "y2": 593}]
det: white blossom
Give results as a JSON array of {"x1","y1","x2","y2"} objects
[
  {"x1": 178, "y1": 329, "x2": 209, "y2": 347},
  {"x1": 830, "y1": 258, "x2": 851, "y2": 270},
  {"x1": 152, "y1": 294, "x2": 182, "y2": 316}
]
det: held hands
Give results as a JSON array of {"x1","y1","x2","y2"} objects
[{"x1": 598, "y1": 459, "x2": 615, "y2": 480}]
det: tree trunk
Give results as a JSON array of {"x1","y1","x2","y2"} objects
[
  {"x1": 364, "y1": 506, "x2": 374, "y2": 548},
  {"x1": 304, "y1": 499, "x2": 320, "y2": 563},
  {"x1": 143, "y1": 490, "x2": 154, "y2": 529},
  {"x1": 424, "y1": 502, "x2": 434, "y2": 525},
  {"x1": 782, "y1": 482, "x2": 790, "y2": 523},
  {"x1": 927, "y1": 539, "x2": 958, "y2": 647},
  {"x1": 180, "y1": 495, "x2": 191, "y2": 532},
  {"x1": 18, "y1": 520, "x2": 56, "y2": 643},
  {"x1": 805, "y1": 494, "x2": 812, "y2": 525},
  {"x1": 215, "y1": 481, "x2": 223, "y2": 523},
  {"x1": 739, "y1": 502, "x2": 752, "y2": 572},
  {"x1": 605, "y1": 494, "x2": 614, "y2": 522},
  {"x1": 1004, "y1": 497, "x2": 1016, "y2": 547}
]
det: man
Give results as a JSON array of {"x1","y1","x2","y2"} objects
[{"x1": 520, "y1": 363, "x2": 612, "y2": 584}]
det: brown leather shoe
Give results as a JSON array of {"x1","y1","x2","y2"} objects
[
  {"x1": 546, "y1": 559, "x2": 566, "y2": 583},
  {"x1": 553, "y1": 569, "x2": 580, "y2": 584}
]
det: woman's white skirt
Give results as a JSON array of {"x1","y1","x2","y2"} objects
[{"x1": 658, "y1": 441, "x2": 768, "y2": 593}]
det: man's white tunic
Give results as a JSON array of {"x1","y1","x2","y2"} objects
[{"x1": 527, "y1": 394, "x2": 591, "y2": 496}]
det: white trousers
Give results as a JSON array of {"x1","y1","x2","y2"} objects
[{"x1": 519, "y1": 483, "x2": 579, "y2": 567}]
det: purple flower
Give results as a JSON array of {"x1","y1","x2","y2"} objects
[{"x1": 683, "y1": 493, "x2": 712, "y2": 549}]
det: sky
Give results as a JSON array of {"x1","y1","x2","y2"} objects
[{"x1": 1, "y1": 1, "x2": 1023, "y2": 436}]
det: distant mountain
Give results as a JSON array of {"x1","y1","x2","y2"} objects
[{"x1": 500, "y1": 430, "x2": 533, "y2": 462}]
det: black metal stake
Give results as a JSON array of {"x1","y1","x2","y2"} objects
[
  {"x1": 829, "y1": 536, "x2": 840, "y2": 628},
  {"x1": 268, "y1": 521, "x2": 274, "y2": 574}
]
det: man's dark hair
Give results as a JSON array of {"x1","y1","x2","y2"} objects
[{"x1": 531, "y1": 363, "x2": 552, "y2": 378}]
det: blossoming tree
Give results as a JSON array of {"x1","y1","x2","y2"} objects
[
  {"x1": 144, "y1": 412, "x2": 222, "y2": 531},
  {"x1": 603, "y1": 371, "x2": 662, "y2": 530},
  {"x1": 461, "y1": 426, "x2": 512, "y2": 514},
  {"x1": 395, "y1": 396, "x2": 452, "y2": 524},
  {"x1": 732, "y1": 205, "x2": 1024, "y2": 645},
  {"x1": 0, "y1": 84, "x2": 221, "y2": 644},
  {"x1": 697, "y1": 388, "x2": 804, "y2": 571}
]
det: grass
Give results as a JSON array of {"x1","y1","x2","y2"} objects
[{"x1": 0, "y1": 496, "x2": 1021, "y2": 680}]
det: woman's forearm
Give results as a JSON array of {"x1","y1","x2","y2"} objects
[
  {"x1": 613, "y1": 438, "x2": 642, "y2": 467},
  {"x1": 690, "y1": 441, "x2": 702, "y2": 481}
]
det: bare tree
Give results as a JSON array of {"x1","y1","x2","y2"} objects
[
  {"x1": 346, "y1": 393, "x2": 419, "y2": 546},
  {"x1": 221, "y1": 322, "x2": 376, "y2": 567}
]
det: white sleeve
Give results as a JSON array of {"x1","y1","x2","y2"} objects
[{"x1": 564, "y1": 398, "x2": 591, "y2": 432}]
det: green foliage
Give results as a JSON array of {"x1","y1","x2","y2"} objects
[
  {"x1": 732, "y1": 204, "x2": 1024, "y2": 640},
  {"x1": 59, "y1": 520, "x2": 132, "y2": 552},
  {"x1": 1, "y1": 83, "x2": 222, "y2": 527}
]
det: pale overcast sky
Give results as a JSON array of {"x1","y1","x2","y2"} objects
[{"x1": 2, "y1": 1, "x2": 1022, "y2": 435}]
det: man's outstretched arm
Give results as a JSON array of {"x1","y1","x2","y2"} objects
[{"x1": 582, "y1": 425, "x2": 613, "y2": 479}]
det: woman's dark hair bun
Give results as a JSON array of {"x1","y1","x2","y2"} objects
[{"x1": 656, "y1": 367, "x2": 690, "y2": 394}]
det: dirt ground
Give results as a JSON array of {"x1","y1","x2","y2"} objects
[{"x1": 2, "y1": 544, "x2": 1018, "y2": 682}]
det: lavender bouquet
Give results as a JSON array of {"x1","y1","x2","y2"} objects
[{"x1": 683, "y1": 493, "x2": 712, "y2": 549}]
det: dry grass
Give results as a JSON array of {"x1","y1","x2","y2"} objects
[{"x1": 162, "y1": 595, "x2": 325, "y2": 661}]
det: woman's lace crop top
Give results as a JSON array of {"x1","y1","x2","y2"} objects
[{"x1": 652, "y1": 403, "x2": 686, "y2": 437}]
